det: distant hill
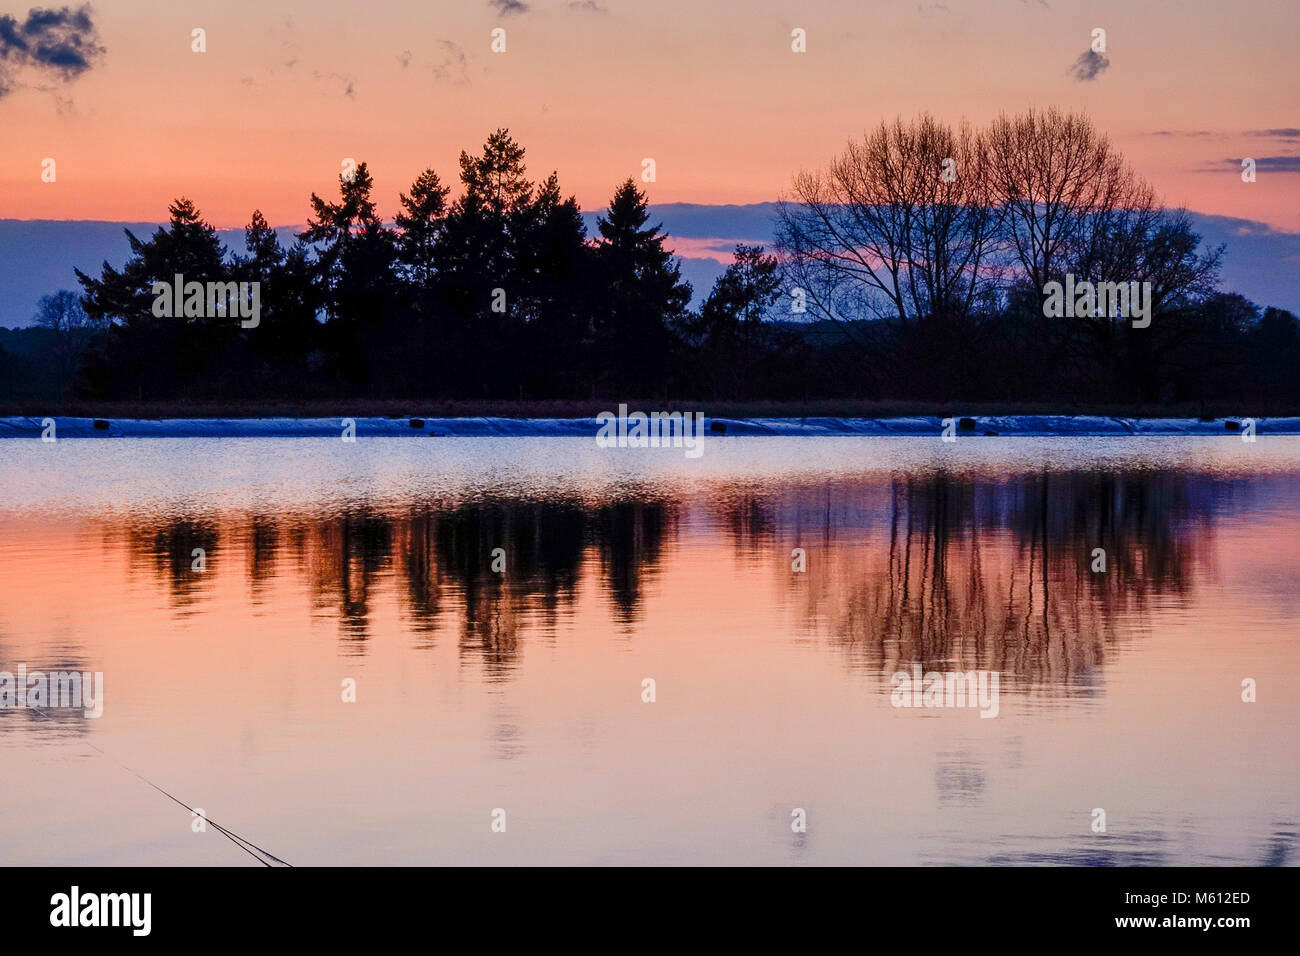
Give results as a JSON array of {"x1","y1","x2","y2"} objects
[
  {"x1": 0, "y1": 220, "x2": 297, "y2": 328},
  {"x1": 2, "y1": 206, "x2": 1296, "y2": 328}
]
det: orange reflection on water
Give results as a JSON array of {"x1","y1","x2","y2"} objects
[{"x1": 0, "y1": 441, "x2": 1298, "y2": 864}]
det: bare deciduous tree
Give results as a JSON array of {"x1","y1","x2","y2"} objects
[
  {"x1": 983, "y1": 107, "x2": 1134, "y2": 291},
  {"x1": 776, "y1": 114, "x2": 1000, "y2": 336},
  {"x1": 35, "y1": 289, "x2": 101, "y2": 398}
]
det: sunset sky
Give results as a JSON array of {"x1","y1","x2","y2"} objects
[{"x1": 0, "y1": 0, "x2": 1297, "y2": 229}]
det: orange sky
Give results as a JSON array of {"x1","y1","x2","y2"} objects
[{"x1": 0, "y1": 0, "x2": 1297, "y2": 229}]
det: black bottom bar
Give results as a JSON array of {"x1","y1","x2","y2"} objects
[{"x1": 4, "y1": 865, "x2": 1291, "y2": 942}]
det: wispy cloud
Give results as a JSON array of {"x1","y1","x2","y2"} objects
[
  {"x1": 568, "y1": 0, "x2": 607, "y2": 11},
  {"x1": 279, "y1": 17, "x2": 300, "y2": 69},
  {"x1": 488, "y1": 0, "x2": 530, "y2": 16},
  {"x1": 1150, "y1": 129, "x2": 1221, "y2": 138},
  {"x1": 313, "y1": 71, "x2": 356, "y2": 99},
  {"x1": 0, "y1": 4, "x2": 105, "y2": 98},
  {"x1": 1067, "y1": 48, "x2": 1109, "y2": 82},
  {"x1": 239, "y1": 17, "x2": 297, "y2": 93},
  {"x1": 430, "y1": 40, "x2": 469, "y2": 86}
]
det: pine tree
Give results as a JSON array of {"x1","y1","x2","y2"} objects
[
  {"x1": 77, "y1": 198, "x2": 227, "y2": 324},
  {"x1": 395, "y1": 169, "x2": 451, "y2": 287},
  {"x1": 593, "y1": 178, "x2": 691, "y2": 393},
  {"x1": 299, "y1": 162, "x2": 398, "y2": 388},
  {"x1": 75, "y1": 198, "x2": 231, "y2": 398},
  {"x1": 432, "y1": 130, "x2": 537, "y2": 395},
  {"x1": 695, "y1": 245, "x2": 782, "y2": 396},
  {"x1": 461, "y1": 129, "x2": 531, "y2": 217},
  {"x1": 435, "y1": 129, "x2": 533, "y2": 315},
  {"x1": 232, "y1": 210, "x2": 320, "y2": 378},
  {"x1": 299, "y1": 162, "x2": 394, "y2": 319},
  {"x1": 514, "y1": 171, "x2": 593, "y2": 395}
]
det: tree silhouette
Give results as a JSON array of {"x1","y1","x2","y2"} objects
[
  {"x1": 33, "y1": 290, "x2": 99, "y2": 398},
  {"x1": 300, "y1": 162, "x2": 399, "y2": 389},
  {"x1": 395, "y1": 169, "x2": 451, "y2": 287},
  {"x1": 593, "y1": 178, "x2": 691, "y2": 394},
  {"x1": 38, "y1": 120, "x2": 1298, "y2": 408},
  {"x1": 692, "y1": 244, "x2": 782, "y2": 396},
  {"x1": 233, "y1": 210, "x2": 320, "y2": 385},
  {"x1": 513, "y1": 171, "x2": 592, "y2": 396},
  {"x1": 430, "y1": 131, "x2": 535, "y2": 394},
  {"x1": 75, "y1": 198, "x2": 235, "y2": 398}
]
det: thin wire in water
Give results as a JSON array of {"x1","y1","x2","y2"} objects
[{"x1": 27, "y1": 706, "x2": 292, "y2": 867}]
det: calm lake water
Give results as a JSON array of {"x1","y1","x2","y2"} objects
[{"x1": 1, "y1": 436, "x2": 1298, "y2": 865}]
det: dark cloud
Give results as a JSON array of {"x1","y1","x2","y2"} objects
[
  {"x1": 1232, "y1": 156, "x2": 1300, "y2": 172},
  {"x1": 1067, "y1": 48, "x2": 1109, "y2": 82},
  {"x1": 1195, "y1": 156, "x2": 1300, "y2": 174},
  {"x1": 1247, "y1": 128, "x2": 1300, "y2": 141},
  {"x1": 0, "y1": 4, "x2": 105, "y2": 98},
  {"x1": 568, "y1": 0, "x2": 607, "y2": 10},
  {"x1": 488, "y1": 0, "x2": 529, "y2": 16},
  {"x1": 1151, "y1": 129, "x2": 1300, "y2": 145}
]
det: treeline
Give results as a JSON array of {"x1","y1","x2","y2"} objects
[
  {"x1": 776, "y1": 109, "x2": 1300, "y2": 404},
  {"x1": 3, "y1": 116, "x2": 1299, "y2": 406},
  {"x1": 64, "y1": 129, "x2": 714, "y2": 401}
]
